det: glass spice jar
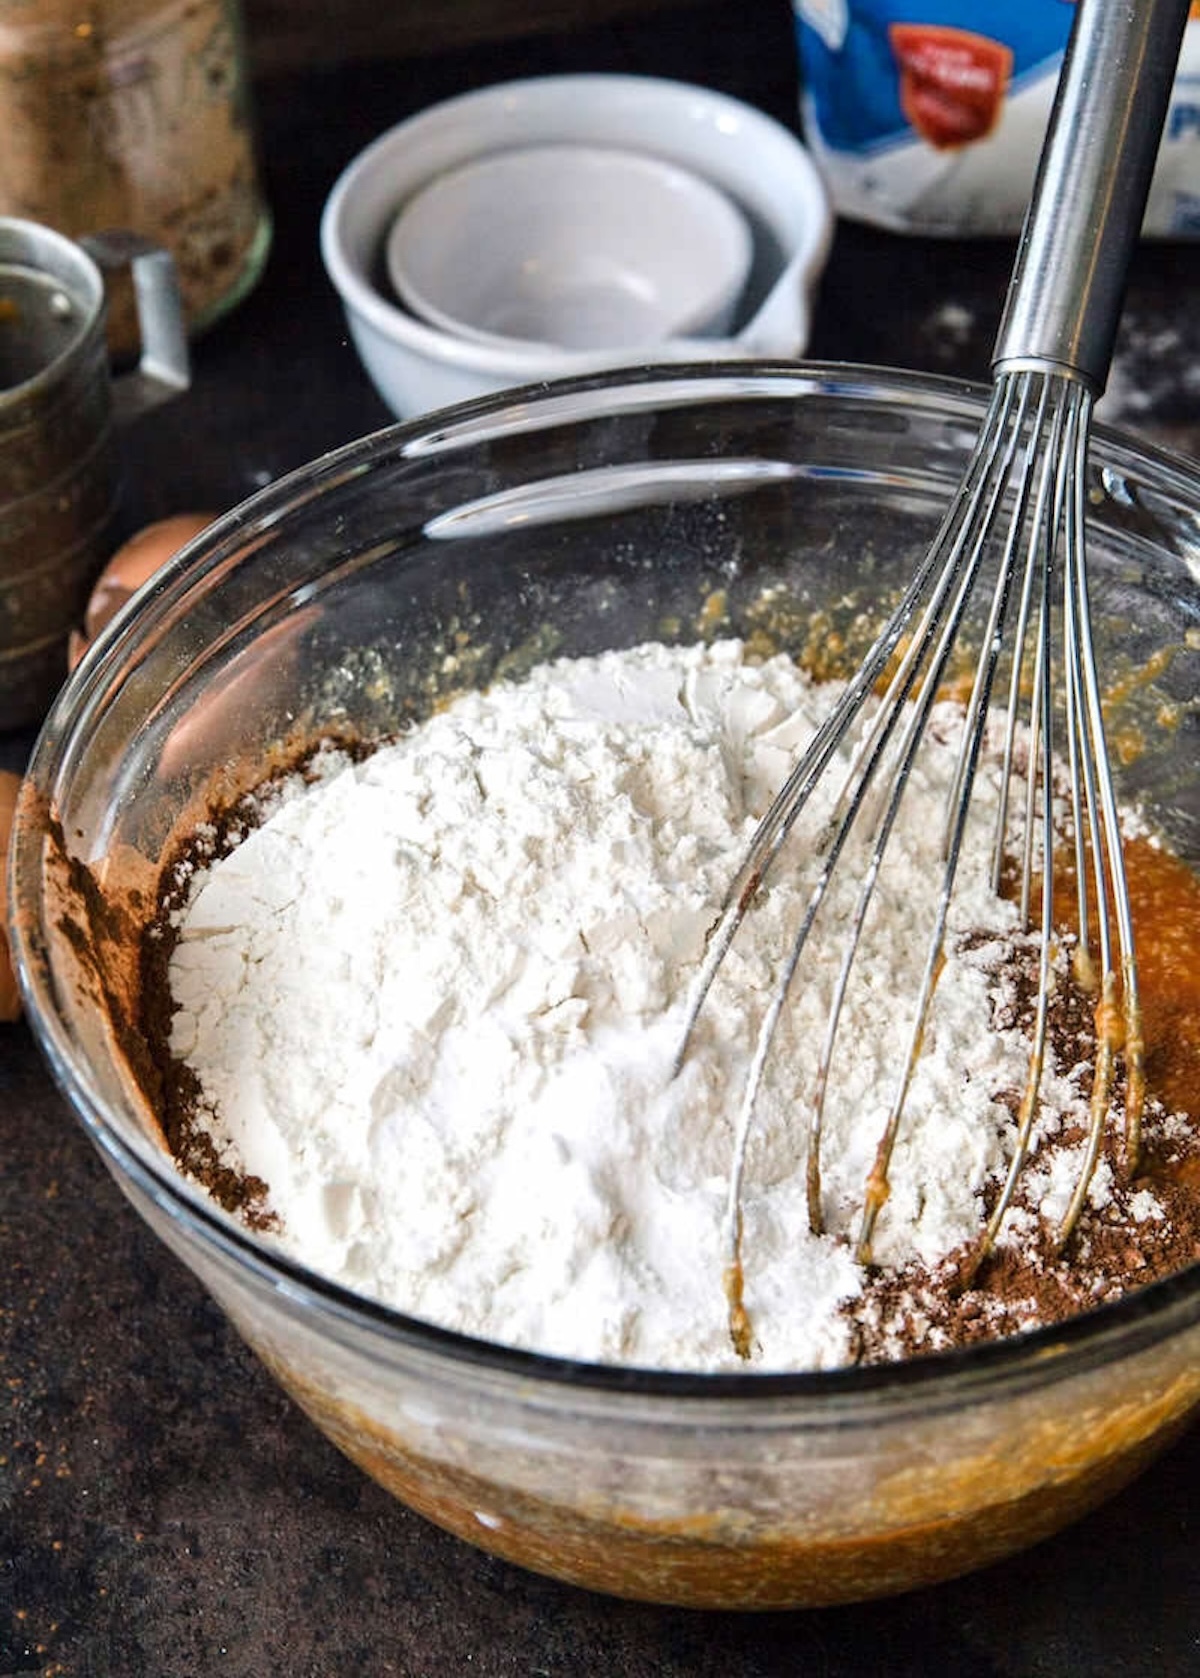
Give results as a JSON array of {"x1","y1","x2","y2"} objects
[{"x1": 0, "y1": 0, "x2": 271, "y2": 355}]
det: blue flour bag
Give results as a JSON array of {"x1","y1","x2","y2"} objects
[{"x1": 794, "y1": 1, "x2": 1200, "y2": 235}]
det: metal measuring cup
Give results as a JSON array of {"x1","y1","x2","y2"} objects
[{"x1": 0, "y1": 217, "x2": 190, "y2": 729}]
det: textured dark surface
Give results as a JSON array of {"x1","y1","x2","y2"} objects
[{"x1": 5, "y1": 5, "x2": 1200, "y2": 1674}]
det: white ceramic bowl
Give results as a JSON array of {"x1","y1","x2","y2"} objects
[
  {"x1": 385, "y1": 143, "x2": 753, "y2": 351},
  {"x1": 320, "y1": 74, "x2": 832, "y2": 418}
]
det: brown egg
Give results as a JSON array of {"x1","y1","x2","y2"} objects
[
  {"x1": 0, "y1": 769, "x2": 22, "y2": 1023},
  {"x1": 69, "y1": 512, "x2": 218, "y2": 671}
]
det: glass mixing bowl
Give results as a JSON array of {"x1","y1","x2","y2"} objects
[{"x1": 10, "y1": 363, "x2": 1200, "y2": 1609}]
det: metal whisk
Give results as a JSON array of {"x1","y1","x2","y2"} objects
[{"x1": 678, "y1": 0, "x2": 1192, "y2": 1347}]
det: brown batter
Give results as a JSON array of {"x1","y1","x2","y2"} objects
[{"x1": 850, "y1": 834, "x2": 1200, "y2": 1360}]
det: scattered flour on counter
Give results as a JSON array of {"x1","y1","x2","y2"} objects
[
  {"x1": 922, "y1": 300, "x2": 977, "y2": 365},
  {"x1": 165, "y1": 638, "x2": 1093, "y2": 1373},
  {"x1": 1097, "y1": 317, "x2": 1200, "y2": 428}
]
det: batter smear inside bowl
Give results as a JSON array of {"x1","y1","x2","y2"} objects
[{"x1": 144, "y1": 638, "x2": 1200, "y2": 1374}]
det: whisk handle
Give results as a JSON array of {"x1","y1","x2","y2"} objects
[{"x1": 992, "y1": 0, "x2": 1191, "y2": 394}]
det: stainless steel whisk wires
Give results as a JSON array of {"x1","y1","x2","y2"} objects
[{"x1": 675, "y1": 0, "x2": 1190, "y2": 1348}]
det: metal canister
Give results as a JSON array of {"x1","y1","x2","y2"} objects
[{"x1": 0, "y1": 217, "x2": 188, "y2": 727}]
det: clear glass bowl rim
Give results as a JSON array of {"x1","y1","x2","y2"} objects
[{"x1": 14, "y1": 356, "x2": 1200, "y2": 1421}]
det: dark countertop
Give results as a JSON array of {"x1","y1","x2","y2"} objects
[{"x1": 5, "y1": 7, "x2": 1200, "y2": 1674}]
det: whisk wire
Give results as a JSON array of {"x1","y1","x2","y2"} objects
[
  {"x1": 705, "y1": 365, "x2": 1146, "y2": 1320},
  {"x1": 1059, "y1": 385, "x2": 1146, "y2": 1198},
  {"x1": 713, "y1": 381, "x2": 1025, "y2": 1279},
  {"x1": 854, "y1": 374, "x2": 1067, "y2": 1267},
  {"x1": 1061, "y1": 395, "x2": 1095, "y2": 971},
  {"x1": 989, "y1": 378, "x2": 1053, "y2": 905},
  {"x1": 689, "y1": 0, "x2": 1185, "y2": 1356},
  {"x1": 675, "y1": 381, "x2": 1026, "y2": 1083},
  {"x1": 960, "y1": 374, "x2": 1069, "y2": 1282}
]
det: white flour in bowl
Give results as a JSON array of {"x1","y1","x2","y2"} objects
[{"x1": 164, "y1": 638, "x2": 1106, "y2": 1372}]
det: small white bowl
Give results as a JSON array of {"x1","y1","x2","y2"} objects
[
  {"x1": 321, "y1": 73, "x2": 833, "y2": 419},
  {"x1": 385, "y1": 144, "x2": 753, "y2": 352}
]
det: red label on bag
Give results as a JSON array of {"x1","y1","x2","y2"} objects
[{"x1": 889, "y1": 24, "x2": 1014, "y2": 150}]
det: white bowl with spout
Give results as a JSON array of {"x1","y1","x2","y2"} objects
[
  {"x1": 385, "y1": 143, "x2": 754, "y2": 353},
  {"x1": 320, "y1": 74, "x2": 833, "y2": 418}
]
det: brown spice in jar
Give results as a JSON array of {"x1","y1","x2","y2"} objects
[{"x1": 0, "y1": 0, "x2": 269, "y2": 352}]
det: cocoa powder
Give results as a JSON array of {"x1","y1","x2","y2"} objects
[{"x1": 849, "y1": 920, "x2": 1200, "y2": 1362}]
